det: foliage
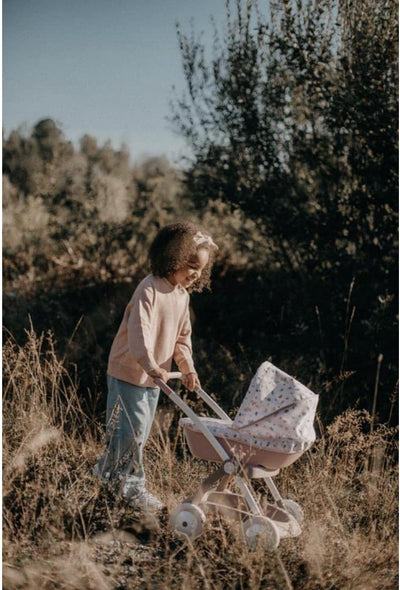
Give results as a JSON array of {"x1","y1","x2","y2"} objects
[
  {"x1": 171, "y1": 0, "x2": 398, "y2": 418},
  {"x1": 2, "y1": 0, "x2": 398, "y2": 426},
  {"x1": 3, "y1": 120, "x2": 267, "y2": 290},
  {"x1": 172, "y1": 0, "x2": 397, "y2": 269},
  {"x1": 3, "y1": 121, "x2": 183, "y2": 288},
  {"x1": 2, "y1": 3, "x2": 398, "y2": 586}
]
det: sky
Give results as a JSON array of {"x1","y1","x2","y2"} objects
[{"x1": 3, "y1": 0, "x2": 227, "y2": 164}]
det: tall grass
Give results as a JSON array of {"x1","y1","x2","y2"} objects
[{"x1": 3, "y1": 329, "x2": 398, "y2": 589}]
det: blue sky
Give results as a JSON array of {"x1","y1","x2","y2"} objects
[{"x1": 3, "y1": 0, "x2": 227, "y2": 163}]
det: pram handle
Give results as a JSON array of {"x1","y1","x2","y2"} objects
[
  {"x1": 157, "y1": 373, "x2": 231, "y2": 422},
  {"x1": 166, "y1": 371, "x2": 183, "y2": 380}
]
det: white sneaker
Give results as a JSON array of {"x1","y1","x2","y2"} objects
[
  {"x1": 128, "y1": 489, "x2": 164, "y2": 512},
  {"x1": 94, "y1": 466, "x2": 163, "y2": 511}
]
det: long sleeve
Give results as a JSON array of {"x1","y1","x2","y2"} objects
[
  {"x1": 174, "y1": 303, "x2": 196, "y2": 374},
  {"x1": 127, "y1": 286, "x2": 159, "y2": 373}
]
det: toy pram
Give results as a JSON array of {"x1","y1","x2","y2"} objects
[{"x1": 155, "y1": 361, "x2": 319, "y2": 550}]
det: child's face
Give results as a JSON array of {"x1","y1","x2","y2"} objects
[{"x1": 168, "y1": 248, "x2": 210, "y2": 289}]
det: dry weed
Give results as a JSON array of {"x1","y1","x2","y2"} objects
[{"x1": 3, "y1": 330, "x2": 398, "y2": 589}]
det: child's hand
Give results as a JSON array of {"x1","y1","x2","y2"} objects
[
  {"x1": 148, "y1": 368, "x2": 170, "y2": 383},
  {"x1": 182, "y1": 372, "x2": 200, "y2": 391}
]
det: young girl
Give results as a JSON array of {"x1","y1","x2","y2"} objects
[{"x1": 94, "y1": 221, "x2": 218, "y2": 511}]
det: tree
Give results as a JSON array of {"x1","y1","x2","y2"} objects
[
  {"x1": 172, "y1": 0, "x2": 398, "y2": 417},
  {"x1": 173, "y1": 0, "x2": 397, "y2": 272}
]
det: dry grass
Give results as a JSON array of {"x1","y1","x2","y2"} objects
[{"x1": 3, "y1": 329, "x2": 398, "y2": 589}]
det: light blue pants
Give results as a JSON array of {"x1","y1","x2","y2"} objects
[{"x1": 95, "y1": 375, "x2": 160, "y2": 496}]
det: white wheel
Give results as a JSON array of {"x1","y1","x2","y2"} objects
[
  {"x1": 282, "y1": 499, "x2": 304, "y2": 526},
  {"x1": 242, "y1": 516, "x2": 280, "y2": 551},
  {"x1": 169, "y1": 503, "x2": 206, "y2": 540}
]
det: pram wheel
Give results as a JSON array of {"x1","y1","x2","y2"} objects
[
  {"x1": 282, "y1": 499, "x2": 304, "y2": 526},
  {"x1": 242, "y1": 515, "x2": 280, "y2": 551},
  {"x1": 169, "y1": 503, "x2": 206, "y2": 540}
]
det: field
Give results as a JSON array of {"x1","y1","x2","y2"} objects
[
  {"x1": 3, "y1": 1, "x2": 398, "y2": 582},
  {"x1": 3, "y1": 328, "x2": 398, "y2": 590}
]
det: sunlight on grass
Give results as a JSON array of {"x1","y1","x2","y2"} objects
[{"x1": 3, "y1": 329, "x2": 398, "y2": 589}]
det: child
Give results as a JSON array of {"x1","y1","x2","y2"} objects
[{"x1": 94, "y1": 221, "x2": 218, "y2": 511}]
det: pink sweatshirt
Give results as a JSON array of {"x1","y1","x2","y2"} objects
[{"x1": 107, "y1": 275, "x2": 196, "y2": 387}]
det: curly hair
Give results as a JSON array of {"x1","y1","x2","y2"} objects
[{"x1": 149, "y1": 221, "x2": 216, "y2": 292}]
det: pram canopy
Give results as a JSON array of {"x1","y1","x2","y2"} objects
[
  {"x1": 232, "y1": 361, "x2": 319, "y2": 453},
  {"x1": 181, "y1": 362, "x2": 319, "y2": 455}
]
